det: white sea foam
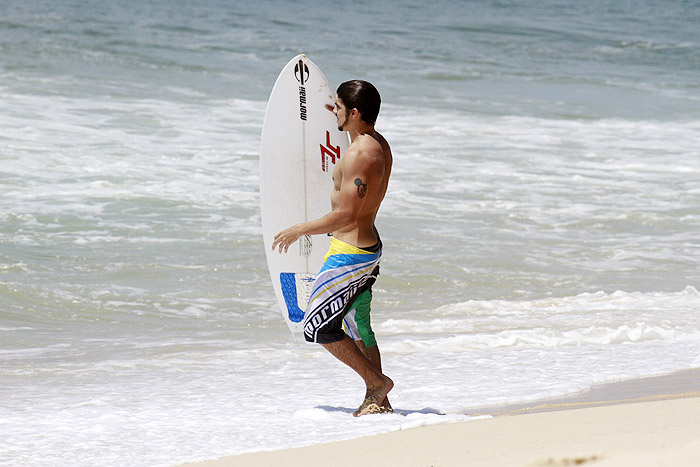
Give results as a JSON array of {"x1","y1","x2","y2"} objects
[
  {"x1": 3, "y1": 288, "x2": 699, "y2": 466},
  {"x1": 3, "y1": 1, "x2": 700, "y2": 465}
]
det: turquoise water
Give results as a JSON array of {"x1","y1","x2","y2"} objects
[{"x1": 1, "y1": 1, "x2": 699, "y2": 465}]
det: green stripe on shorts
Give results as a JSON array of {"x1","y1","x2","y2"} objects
[{"x1": 349, "y1": 290, "x2": 376, "y2": 347}]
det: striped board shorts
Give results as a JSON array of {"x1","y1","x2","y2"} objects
[{"x1": 302, "y1": 236, "x2": 381, "y2": 346}]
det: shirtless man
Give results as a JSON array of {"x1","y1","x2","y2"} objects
[{"x1": 271, "y1": 80, "x2": 394, "y2": 416}]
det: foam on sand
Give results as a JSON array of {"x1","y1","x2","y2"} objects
[{"x1": 182, "y1": 369, "x2": 700, "y2": 467}]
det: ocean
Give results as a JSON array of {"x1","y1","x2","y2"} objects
[{"x1": 1, "y1": 0, "x2": 699, "y2": 465}]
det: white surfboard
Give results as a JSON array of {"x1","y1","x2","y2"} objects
[{"x1": 260, "y1": 54, "x2": 349, "y2": 332}]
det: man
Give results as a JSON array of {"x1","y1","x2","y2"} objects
[{"x1": 271, "y1": 80, "x2": 394, "y2": 416}]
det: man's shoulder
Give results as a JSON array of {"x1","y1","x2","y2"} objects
[
  {"x1": 352, "y1": 134, "x2": 384, "y2": 158},
  {"x1": 342, "y1": 138, "x2": 383, "y2": 175}
]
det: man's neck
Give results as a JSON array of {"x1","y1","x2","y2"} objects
[{"x1": 348, "y1": 123, "x2": 375, "y2": 142}]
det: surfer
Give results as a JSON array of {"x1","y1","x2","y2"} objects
[{"x1": 272, "y1": 80, "x2": 394, "y2": 417}]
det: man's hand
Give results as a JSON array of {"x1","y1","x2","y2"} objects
[{"x1": 272, "y1": 225, "x2": 303, "y2": 253}]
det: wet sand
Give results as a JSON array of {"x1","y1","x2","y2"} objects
[{"x1": 181, "y1": 368, "x2": 700, "y2": 467}]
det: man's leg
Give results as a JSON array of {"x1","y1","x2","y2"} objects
[
  {"x1": 355, "y1": 340, "x2": 392, "y2": 411},
  {"x1": 341, "y1": 289, "x2": 393, "y2": 411},
  {"x1": 322, "y1": 336, "x2": 393, "y2": 416}
]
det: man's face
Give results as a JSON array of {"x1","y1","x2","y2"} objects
[{"x1": 334, "y1": 96, "x2": 348, "y2": 131}]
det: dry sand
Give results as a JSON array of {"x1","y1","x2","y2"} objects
[{"x1": 181, "y1": 368, "x2": 700, "y2": 467}]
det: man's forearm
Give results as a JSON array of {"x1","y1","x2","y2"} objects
[{"x1": 297, "y1": 209, "x2": 354, "y2": 236}]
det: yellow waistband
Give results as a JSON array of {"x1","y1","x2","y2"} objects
[{"x1": 324, "y1": 237, "x2": 377, "y2": 261}]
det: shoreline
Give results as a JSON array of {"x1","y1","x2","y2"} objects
[
  {"x1": 471, "y1": 367, "x2": 700, "y2": 416},
  {"x1": 181, "y1": 368, "x2": 700, "y2": 467}
]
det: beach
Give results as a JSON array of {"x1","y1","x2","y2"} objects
[
  {"x1": 2, "y1": 1, "x2": 700, "y2": 465},
  {"x1": 184, "y1": 369, "x2": 700, "y2": 467}
]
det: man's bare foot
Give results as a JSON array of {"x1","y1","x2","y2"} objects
[
  {"x1": 379, "y1": 400, "x2": 394, "y2": 413},
  {"x1": 369, "y1": 392, "x2": 393, "y2": 413},
  {"x1": 353, "y1": 375, "x2": 393, "y2": 417},
  {"x1": 354, "y1": 394, "x2": 382, "y2": 416}
]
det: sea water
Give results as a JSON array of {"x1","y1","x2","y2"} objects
[{"x1": 1, "y1": 0, "x2": 700, "y2": 465}]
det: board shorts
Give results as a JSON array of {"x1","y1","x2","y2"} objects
[{"x1": 302, "y1": 236, "x2": 381, "y2": 346}]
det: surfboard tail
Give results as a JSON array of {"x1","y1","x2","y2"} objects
[{"x1": 280, "y1": 272, "x2": 315, "y2": 324}]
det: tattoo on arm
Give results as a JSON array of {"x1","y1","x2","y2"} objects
[{"x1": 354, "y1": 178, "x2": 367, "y2": 198}]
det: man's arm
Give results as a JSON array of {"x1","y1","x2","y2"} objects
[{"x1": 271, "y1": 147, "x2": 378, "y2": 253}]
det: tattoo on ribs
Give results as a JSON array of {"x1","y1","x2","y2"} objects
[{"x1": 354, "y1": 178, "x2": 367, "y2": 198}]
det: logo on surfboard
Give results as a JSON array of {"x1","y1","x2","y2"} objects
[
  {"x1": 300, "y1": 234, "x2": 312, "y2": 257},
  {"x1": 294, "y1": 60, "x2": 309, "y2": 84},
  {"x1": 320, "y1": 131, "x2": 340, "y2": 172},
  {"x1": 295, "y1": 60, "x2": 309, "y2": 121}
]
